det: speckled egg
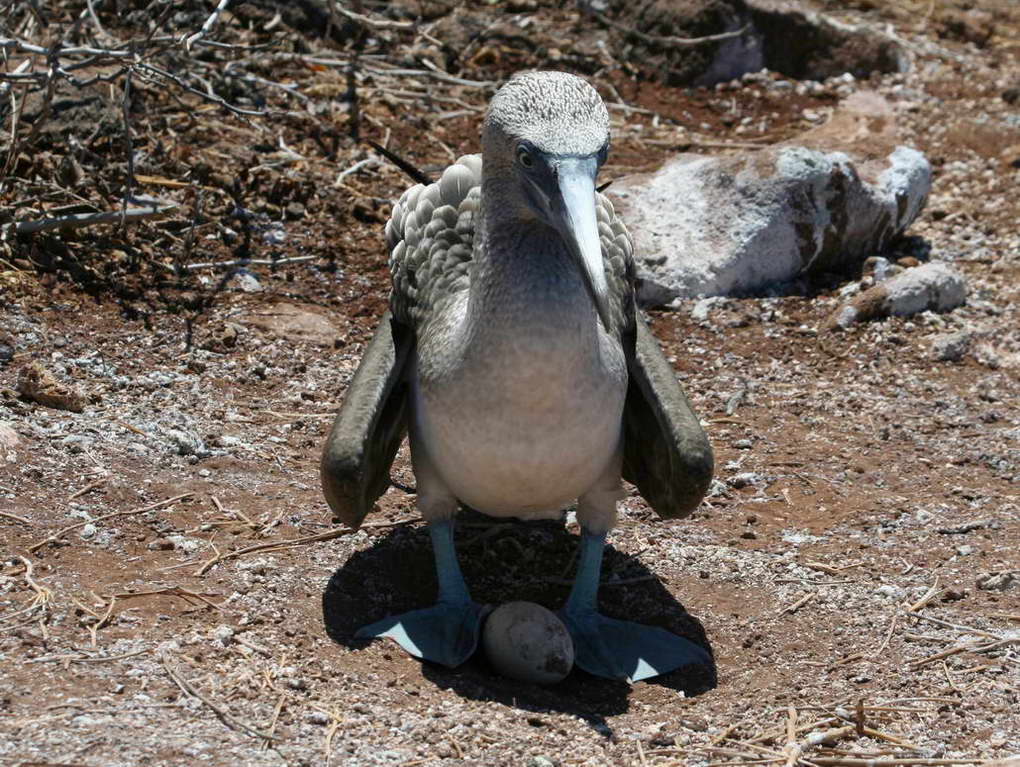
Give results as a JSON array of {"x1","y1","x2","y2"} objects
[{"x1": 482, "y1": 601, "x2": 574, "y2": 685}]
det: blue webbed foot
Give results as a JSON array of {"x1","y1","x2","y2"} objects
[
  {"x1": 559, "y1": 607, "x2": 710, "y2": 683},
  {"x1": 355, "y1": 600, "x2": 487, "y2": 668},
  {"x1": 356, "y1": 518, "x2": 485, "y2": 668},
  {"x1": 561, "y1": 527, "x2": 711, "y2": 683}
]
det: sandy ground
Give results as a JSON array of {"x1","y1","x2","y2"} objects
[{"x1": 1, "y1": 1, "x2": 1019, "y2": 765}]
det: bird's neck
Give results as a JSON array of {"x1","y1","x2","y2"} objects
[{"x1": 467, "y1": 177, "x2": 596, "y2": 337}]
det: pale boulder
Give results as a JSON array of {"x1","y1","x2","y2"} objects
[{"x1": 610, "y1": 92, "x2": 933, "y2": 303}]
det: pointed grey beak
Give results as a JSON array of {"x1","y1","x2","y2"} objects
[{"x1": 550, "y1": 157, "x2": 612, "y2": 332}]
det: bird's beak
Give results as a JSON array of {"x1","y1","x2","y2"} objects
[{"x1": 550, "y1": 156, "x2": 612, "y2": 332}]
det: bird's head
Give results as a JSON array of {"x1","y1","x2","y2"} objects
[{"x1": 483, "y1": 71, "x2": 613, "y2": 330}]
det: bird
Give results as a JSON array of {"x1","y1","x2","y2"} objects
[{"x1": 321, "y1": 71, "x2": 714, "y2": 683}]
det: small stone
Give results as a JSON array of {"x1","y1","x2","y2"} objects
[
  {"x1": 212, "y1": 625, "x2": 234, "y2": 646},
  {"x1": 79, "y1": 523, "x2": 97, "y2": 539},
  {"x1": 0, "y1": 422, "x2": 19, "y2": 452},
  {"x1": 931, "y1": 331, "x2": 971, "y2": 362},
  {"x1": 732, "y1": 439, "x2": 753, "y2": 450},
  {"x1": 16, "y1": 362, "x2": 86, "y2": 412},
  {"x1": 284, "y1": 202, "x2": 306, "y2": 220},
  {"x1": 977, "y1": 572, "x2": 1017, "y2": 591},
  {"x1": 147, "y1": 538, "x2": 174, "y2": 551},
  {"x1": 740, "y1": 530, "x2": 757, "y2": 540},
  {"x1": 306, "y1": 710, "x2": 330, "y2": 725},
  {"x1": 728, "y1": 472, "x2": 761, "y2": 489},
  {"x1": 874, "y1": 584, "x2": 905, "y2": 600},
  {"x1": 528, "y1": 758, "x2": 556, "y2": 767},
  {"x1": 230, "y1": 271, "x2": 262, "y2": 293},
  {"x1": 0, "y1": 336, "x2": 14, "y2": 366},
  {"x1": 955, "y1": 545, "x2": 975, "y2": 556}
]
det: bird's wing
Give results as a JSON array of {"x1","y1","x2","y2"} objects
[
  {"x1": 387, "y1": 154, "x2": 481, "y2": 328},
  {"x1": 321, "y1": 312, "x2": 412, "y2": 529},
  {"x1": 320, "y1": 156, "x2": 482, "y2": 528},
  {"x1": 599, "y1": 193, "x2": 715, "y2": 519}
]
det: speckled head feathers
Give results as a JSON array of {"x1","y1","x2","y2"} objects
[{"x1": 484, "y1": 71, "x2": 609, "y2": 156}]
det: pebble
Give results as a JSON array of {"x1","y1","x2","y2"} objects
[
  {"x1": 931, "y1": 330, "x2": 972, "y2": 362},
  {"x1": 306, "y1": 710, "x2": 331, "y2": 725},
  {"x1": 727, "y1": 472, "x2": 762, "y2": 489},
  {"x1": 230, "y1": 271, "x2": 262, "y2": 293},
  {"x1": 528, "y1": 758, "x2": 556, "y2": 767},
  {"x1": 874, "y1": 584, "x2": 906, "y2": 600},
  {"x1": 212, "y1": 625, "x2": 234, "y2": 646},
  {"x1": 977, "y1": 572, "x2": 1016, "y2": 591},
  {"x1": 79, "y1": 523, "x2": 97, "y2": 539},
  {"x1": 0, "y1": 422, "x2": 19, "y2": 452}
]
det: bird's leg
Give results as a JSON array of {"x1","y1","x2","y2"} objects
[
  {"x1": 559, "y1": 526, "x2": 711, "y2": 683},
  {"x1": 355, "y1": 517, "x2": 486, "y2": 668}
]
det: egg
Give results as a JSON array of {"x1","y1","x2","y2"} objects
[{"x1": 482, "y1": 601, "x2": 574, "y2": 684}]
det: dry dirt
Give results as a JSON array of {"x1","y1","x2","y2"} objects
[{"x1": 1, "y1": 1, "x2": 1019, "y2": 766}]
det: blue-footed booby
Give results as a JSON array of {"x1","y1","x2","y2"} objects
[{"x1": 321, "y1": 71, "x2": 714, "y2": 682}]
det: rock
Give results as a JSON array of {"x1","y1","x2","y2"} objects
[
  {"x1": 690, "y1": 297, "x2": 729, "y2": 323},
  {"x1": 0, "y1": 333, "x2": 14, "y2": 366},
  {"x1": 212, "y1": 624, "x2": 233, "y2": 644},
  {"x1": 825, "y1": 263, "x2": 966, "y2": 330},
  {"x1": 874, "y1": 584, "x2": 906, "y2": 601},
  {"x1": 527, "y1": 758, "x2": 556, "y2": 767},
  {"x1": 728, "y1": 472, "x2": 762, "y2": 489},
  {"x1": 16, "y1": 362, "x2": 86, "y2": 412},
  {"x1": 243, "y1": 303, "x2": 339, "y2": 347},
  {"x1": 162, "y1": 428, "x2": 210, "y2": 458},
  {"x1": 931, "y1": 331, "x2": 972, "y2": 362},
  {"x1": 612, "y1": 93, "x2": 931, "y2": 303},
  {"x1": 977, "y1": 571, "x2": 1017, "y2": 591},
  {"x1": 482, "y1": 602, "x2": 574, "y2": 685},
  {"x1": 0, "y1": 422, "x2": 19, "y2": 453},
  {"x1": 230, "y1": 271, "x2": 262, "y2": 293}
]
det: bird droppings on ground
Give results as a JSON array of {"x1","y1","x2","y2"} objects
[{"x1": 2, "y1": 0, "x2": 1020, "y2": 765}]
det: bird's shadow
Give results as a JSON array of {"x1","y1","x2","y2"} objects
[{"x1": 322, "y1": 510, "x2": 716, "y2": 730}]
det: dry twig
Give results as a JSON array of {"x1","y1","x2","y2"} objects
[
  {"x1": 194, "y1": 519, "x2": 414, "y2": 575},
  {"x1": 161, "y1": 650, "x2": 277, "y2": 741},
  {"x1": 14, "y1": 202, "x2": 177, "y2": 234}
]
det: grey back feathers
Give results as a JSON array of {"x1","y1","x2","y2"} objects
[
  {"x1": 386, "y1": 156, "x2": 482, "y2": 328},
  {"x1": 386, "y1": 153, "x2": 636, "y2": 336}
]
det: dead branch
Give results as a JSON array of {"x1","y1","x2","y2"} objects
[
  {"x1": 181, "y1": 254, "x2": 317, "y2": 271},
  {"x1": 590, "y1": 14, "x2": 750, "y2": 49},
  {"x1": 194, "y1": 519, "x2": 414, "y2": 575},
  {"x1": 13, "y1": 202, "x2": 178, "y2": 234},
  {"x1": 161, "y1": 650, "x2": 277, "y2": 741},
  {"x1": 0, "y1": 510, "x2": 35, "y2": 526},
  {"x1": 333, "y1": 1, "x2": 415, "y2": 31},
  {"x1": 183, "y1": 0, "x2": 233, "y2": 51}
]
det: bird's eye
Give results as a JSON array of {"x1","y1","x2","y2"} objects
[{"x1": 516, "y1": 146, "x2": 534, "y2": 169}]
